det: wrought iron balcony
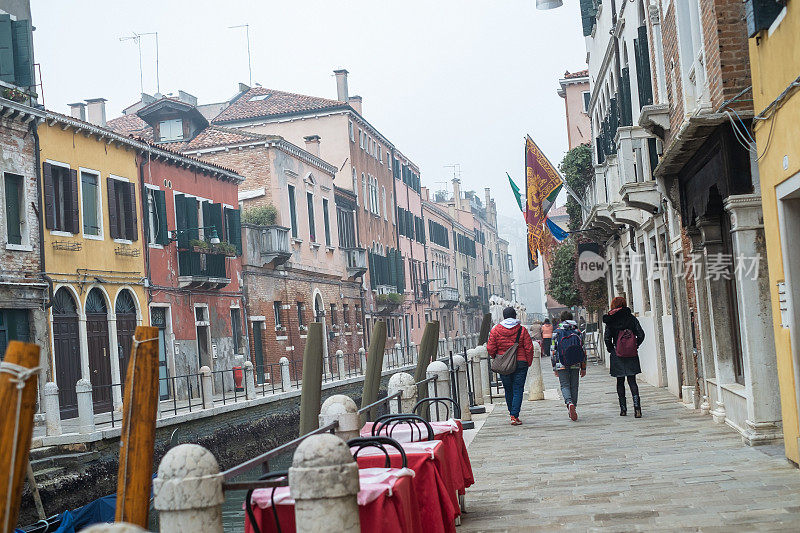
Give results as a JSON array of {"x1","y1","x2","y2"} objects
[
  {"x1": 178, "y1": 250, "x2": 230, "y2": 289},
  {"x1": 344, "y1": 247, "x2": 367, "y2": 278}
]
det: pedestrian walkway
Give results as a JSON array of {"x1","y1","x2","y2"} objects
[{"x1": 461, "y1": 360, "x2": 800, "y2": 532}]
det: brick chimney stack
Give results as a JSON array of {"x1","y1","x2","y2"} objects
[{"x1": 304, "y1": 135, "x2": 321, "y2": 157}]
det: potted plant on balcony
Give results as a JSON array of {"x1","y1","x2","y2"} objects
[
  {"x1": 376, "y1": 292, "x2": 404, "y2": 314},
  {"x1": 242, "y1": 205, "x2": 278, "y2": 226},
  {"x1": 210, "y1": 241, "x2": 237, "y2": 257},
  {"x1": 189, "y1": 239, "x2": 210, "y2": 253}
]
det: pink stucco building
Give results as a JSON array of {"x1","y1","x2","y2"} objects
[{"x1": 557, "y1": 70, "x2": 591, "y2": 149}]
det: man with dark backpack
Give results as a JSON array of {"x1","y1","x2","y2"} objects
[{"x1": 552, "y1": 310, "x2": 587, "y2": 421}]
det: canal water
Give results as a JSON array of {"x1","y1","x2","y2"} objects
[{"x1": 147, "y1": 451, "x2": 293, "y2": 532}]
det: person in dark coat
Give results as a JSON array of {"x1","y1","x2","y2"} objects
[{"x1": 603, "y1": 296, "x2": 646, "y2": 417}]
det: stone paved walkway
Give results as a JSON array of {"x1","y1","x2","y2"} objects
[{"x1": 461, "y1": 359, "x2": 800, "y2": 532}]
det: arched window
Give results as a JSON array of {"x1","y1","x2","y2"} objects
[
  {"x1": 53, "y1": 287, "x2": 78, "y2": 316},
  {"x1": 115, "y1": 290, "x2": 137, "y2": 315},
  {"x1": 86, "y1": 288, "x2": 107, "y2": 314}
]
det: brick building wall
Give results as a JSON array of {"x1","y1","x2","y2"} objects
[
  {"x1": 701, "y1": 0, "x2": 752, "y2": 110},
  {"x1": 661, "y1": 1, "x2": 686, "y2": 147}
]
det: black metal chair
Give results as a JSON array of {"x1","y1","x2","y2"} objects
[
  {"x1": 245, "y1": 470, "x2": 289, "y2": 533},
  {"x1": 413, "y1": 396, "x2": 462, "y2": 420},
  {"x1": 371, "y1": 414, "x2": 435, "y2": 442},
  {"x1": 347, "y1": 436, "x2": 408, "y2": 468}
]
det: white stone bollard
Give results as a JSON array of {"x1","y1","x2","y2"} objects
[
  {"x1": 76, "y1": 378, "x2": 95, "y2": 434},
  {"x1": 44, "y1": 381, "x2": 62, "y2": 436},
  {"x1": 394, "y1": 343, "x2": 402, "y2": 367},
  {"x1": 452, "y1": 355, "x2": 471, "y2": 425},
  {"x1": 199, "y1": 366, "x2": 215, "y2": 410},
  {"x1": 154, "y1": 444, "x2": 224, "y2": 533},
  {"x1": 426, "y1": 360, "x2": 451, "y2": 422},
  {"x1": 289, "y1": 434, "x2": 360, "y2": 533},
  {"x1": 358, "y1": 348, "x2": 366, "y2": 375},
  {"x1": 475, "y1": 344, "x2": 491, "y2": 402},
  {"x1": 527, "y1": 341, "x2": 545, "y2": 401},
  {"x1": 243, "y1": 361, "x2": 256, "y2": 400},
  {"x1": 388, "y1": 372, "x2": 416, "y2": 414},
  {"x1": 467, "y1": 349, "x2": 484, "y2": 406},
  {"x1": 280, "y1": 356, "x2": 293, "y2": 391},
  {"x1": 336, "y1": 350, "x2": 346, "y2": 380},
  {"x1": 319, "y1": 395, "x2": 360, "y2": 441},
  {"x1": 83, "y1": 524, "x2": 147, "y2": 532}
]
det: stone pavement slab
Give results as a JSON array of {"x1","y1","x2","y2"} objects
[{"x1": 460, "y1": 359, "x2": 800, "y2": 532}]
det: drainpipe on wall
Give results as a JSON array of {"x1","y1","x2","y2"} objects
[{"x1": 33, "y1": 119, "x2": 53, "y2": 403}]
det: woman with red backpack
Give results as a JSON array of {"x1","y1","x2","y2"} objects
[{"x1": 603, "y1": 296, "x2": 646, "y2": 417}]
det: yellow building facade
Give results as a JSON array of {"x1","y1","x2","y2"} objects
[
  {"x1": 749, "y1": 4, "x2": 800, "y2": 464},
  {"x1": 38, "y1": 113, "x2": 148, "y2": 419}
]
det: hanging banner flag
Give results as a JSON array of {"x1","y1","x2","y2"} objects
[
  {"x1": 525, "y1": 135, "x2": 563, "y2": 270},
  {"x1": 546, "y1": 217, "x2": 569, "y2": 242},
  {"x1": 507, "y1": 173, "x2": 524, "y2": 212}
]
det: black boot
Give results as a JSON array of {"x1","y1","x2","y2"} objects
[
  {"x1": 633, "y1": 395, "x2": 642, "y2": 418},
  {"x1": 618, "y1": 394, "x2": 627, "y2": 416}
]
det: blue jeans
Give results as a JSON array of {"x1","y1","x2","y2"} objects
[
  {"x1": 558, "y1": 367, "x2": 581, "y2": 405},
  {"x1": 499, "y1": 360, "x2": 529, "y2": 418}
]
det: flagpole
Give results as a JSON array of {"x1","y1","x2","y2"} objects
[{"x1": 525, "y1": 135, "x2": 590, "y2": 216}]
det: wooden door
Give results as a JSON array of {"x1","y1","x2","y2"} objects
[
  {"x1": 53, "y1": 288, "x2": 81, "y2": 419},
  {"x1": 86, "y1": 288, "x2": 112, "y2": 413},
  {"x1": 252, "y1": 323, "x2": 264, "y2": 384}
]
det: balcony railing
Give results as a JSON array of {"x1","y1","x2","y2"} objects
[
  {"x1": 344, "y1": 247, "x2": 367, "y2": 278},
  {"x1": 259, "y1": 225, "x2": 291, "y2": 266},
  {"x1": 438, "y1": 286, "x2": 459, "y2": 309},
  {"x1": 178, "y1": 250, "x2": 230, "y2": 288}
]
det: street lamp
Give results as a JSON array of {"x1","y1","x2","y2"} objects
[{"x1": 536, "y1": 0, "x2": 563, "y2": 9}]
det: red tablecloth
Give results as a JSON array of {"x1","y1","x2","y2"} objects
[
  {"x1": 355, "y1": 440, "x2": 457, "y2": 533},
  {"x1": 245, "y1": 468, "x2": 422, "y2": 533},
  {"x1": 361, "y1": 419, "x2": 474, "y2": 497}
]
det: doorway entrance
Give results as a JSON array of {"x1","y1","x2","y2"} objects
[
  {"x1": 53, "y1": 288, "x2": 80, "y2": 419},
  {"x1": 115, "y1": 289, "x2": 137, "y2": 385},
  {"x1": 252, "y1": 322, "x2": 265, "y2": 384},
  {"x1": 86, "y1": 288, "x2": 112, "y2": 414},
  {"x1": 151, "y1": 306, "x2": 171, "y2": 400}
]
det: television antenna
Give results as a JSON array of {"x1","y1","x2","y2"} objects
[
  {"x1": 229, "y1": 24, "x2": 253, "y2": 86},
  {"x1": 120, "y1": 31, "x2": 160, "y2": 94}
]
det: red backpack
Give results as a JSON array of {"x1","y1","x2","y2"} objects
[{"x1": 616, "y1": 329, "x2": 638, "y2": 358}]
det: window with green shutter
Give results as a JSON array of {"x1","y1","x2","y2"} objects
[
  {"x1": 288, "y1": 185, "x2": 298, "y2": 238},
  {"x1": 4, "y1": 172, "x2": 23, "y2": 245},
  {"x1": 0, "y1": 14, "x2": 15, "y2": 84},
  {"x1": 322, "y1": 198, "x2": 331, "y2": 246},
  {"x1": 580, "y1": 0, "x2": 598, "y2": 37},
  {"x1": 0, "y1": 15, "x2": 33, "y2": 89},
  {"x1": 634, "y1": 27, "x2": 654, "y2": 109},
  {"x1": 174, "y1": 194, "x2": 188, "y2": 248},
  {"x1": 150, "y1": 188, "x2": 169, "y2": 245},
  {"x1": 81, "y1": 171, "x2": 100, "y2": 236},
  {"x1": 225, "y1": 207, "x2": 242, "y2": 255}
]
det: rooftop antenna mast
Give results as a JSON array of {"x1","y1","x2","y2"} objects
[
  {"x1": 119, "y1": 31, "x2": 160, "y2": 94},
  {"x1": 229, "y1": 24, "x2": 252, "y2": 86}
]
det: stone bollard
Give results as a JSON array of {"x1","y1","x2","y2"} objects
[
  {"x1": 243, "y1": 361, "x2": 256, "y2": 400},
  {"x1": 426, "y1": 360, "x2": 451, "y2": 422},
  {"x1": 394, "y1": 343, "x2": 402, "y2": 367},
  {"x1": 153, "y1": 444, "x2": 224, "y2": 533},
  {"x1": 83, "y1": 523, "x2": 147, "y2": 533},
  {"x1": 526, "y1": 341, "x2": 545, "y2": 400},
  {"x1": 199, "y1": 366, "x2": 215, "y2": 410},
  {"x1": 475, "y1": 344, "x2": 491, "y2": 402},
  {"x1": 280, "y1": 356, "x2": 293, "y2": 391},
  {"x1": 319, "y1": 395, "x2": 360, "y2": 441},
  {"x1": 44, "y1": 381, "x2": 62, "y2": 436},
  {"x1": 290, "y1": 434, "x2": 360, "y2": 533},
  {"x1": 388, "y1": 372, "x2": 416, "y2": 414},
  {"x1": 336, "y1": 350, "x2": 346, "y2": 380},
  {"x1": 451, "y1": 354, "x2": 473, "y2": 427},
  {"x1": 358, "y1": 348, "x2": 366, "y2": 375},
  {"x1": 76, "y1": 378, "x2": 95, "y2": 434},
  {"x1": 467, "y1": 348, "x2": 485, "y2": 407}
]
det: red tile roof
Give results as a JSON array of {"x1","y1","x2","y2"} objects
[
  {"x1": 212, "y1": 86, "x2": 348, "y2": 123},
  {"x1": 106, "y1": 113, "x2": 150, "y2": 137},
  {"x1": 564, "y1": 69, "x2": 589, "y2": 79}
]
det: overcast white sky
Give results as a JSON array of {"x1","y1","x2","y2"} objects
[{"x1": 31, "y1": 0, "x2": 586, "y2": 218}]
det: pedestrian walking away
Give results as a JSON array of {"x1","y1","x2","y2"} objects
[
  {"x1": 488, "y1": 306, "x2": 535, "y2": 425},
  {"x1": 603, "y1": 296, "x2": 646, "y2": 418},
  {"x1": 552, "y1": 310, "x2": 587, "y2": 421},
  {"x1": 541, "y1": 318, "x2": 553, "y2": 358}
]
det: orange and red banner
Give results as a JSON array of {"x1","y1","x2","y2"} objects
[{"x1": 525, "y1": 136, "x2": 562, "y2": 270}]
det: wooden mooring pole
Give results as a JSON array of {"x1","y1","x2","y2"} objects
[
  {"x1": 115, "y1": 326, "x2": 159, "y2": 528},
  {"x1": 299, "y1": 323, "x2": 325, "y2": 436},
  {"x1": 0, "y1": 341, "x2": 40, "y2": 533}
]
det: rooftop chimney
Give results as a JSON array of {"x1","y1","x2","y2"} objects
[
  {"x1": 304, "y1": 135, "x2": 321, "y2": 157},
  {"x1": 85, "y1": 98, "x2": 107, "y2": 127},
  {"x1": 452, "y1": 178, "x2": 462, "y2": 210},
  {"x1": 68, "y1": 102, "x2": 86, "y2": 121},
  {"x1": 334, "y1": 69, "x2": 349, "y2": 101},
  {"x1": 348, "y1": 95, "x2": 362, "y2": 115}
]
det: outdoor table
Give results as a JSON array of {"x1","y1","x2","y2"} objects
[
  {"x1": 245, "y1": 467, "x2": 422, "y2": 533},
  {"x1": 355, "y1": 440, "x2": 458, "y2": 533},
  {"x1": 361, "y1": 419, "x2": 474, "y2": 498}
]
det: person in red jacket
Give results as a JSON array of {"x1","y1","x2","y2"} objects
[{"x1": 487, "y1": 306, "x2": 535, "y2": 425}]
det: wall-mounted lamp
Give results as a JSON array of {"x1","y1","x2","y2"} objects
[
  {"x1": 169, "y1": 226, "x2": 221, "y2": 245},
  {"x1": 536, "y1": 0, "x2": 563, "y2": 9}
]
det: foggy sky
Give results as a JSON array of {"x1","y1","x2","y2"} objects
[{"x1": 31, "y1": 0, "x2": 586, "y2": 220}]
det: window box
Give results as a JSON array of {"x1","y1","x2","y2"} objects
[
  {"x1": 299, "y1": 325, "x2": 308, "y2": 333},
  {"x1": 275, "y1": 325, "x2": 286, "y2": 333}
]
